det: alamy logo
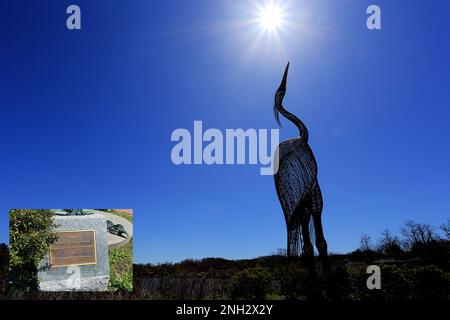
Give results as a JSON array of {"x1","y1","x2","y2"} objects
[
  {"x1": 170, "y1": 121, "x2": 279, "y2": 175},
  {"x1": 366, "y1": 5, "x2": 382, "y2": 30},
  {"x1": 66, "y1": 265, "x2": 81, "y2": 289},
  {"x1": 366, "y1": 265, "x2": 381, "y2": 289},
  {"x1": 66, "y1": 5, "x2": 81, "y2": 30}
]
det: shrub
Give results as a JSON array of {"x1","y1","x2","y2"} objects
[
  {"x1": 321, "y1": 269, "x2": 351, "y2": 301},
  {"x1": 378, "y1": 265, "x2": 414, "y2": 300},
  {"x1": 347, "y1": 265, "x2": 385, "y2": 300},
  {"x1": 277, "y1": 261, "x2": 320, "y2": 300},
  {"x1": 349, "y1": 249, "x2": 379, "y2": 263},
  {"x1": 413, "y1": 266, "x2": 449, "y2": 300},
  {"x1": 9, "y1": 209, "x2": 56, "y2": 292},
  {"x1": 231, "y1": 267, "x2": 274, "y2": 300}
]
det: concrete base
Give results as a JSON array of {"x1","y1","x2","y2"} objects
[
  {"x1": 39, "y1": 275, "x2": 110, "y2": 292},
  {"x1": 38, "y1": 214, "x2": 110, "y2": 292}
]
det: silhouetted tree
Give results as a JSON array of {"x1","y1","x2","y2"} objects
[
  {"x1": 399, "y1": 220, "x2": 448, "y2": 265},
  {"x1": 359, "y1": 234, "x2": 372, "y2": 251},
  {"x1": 377, "y1": 230, "x2": 403, "y2": 258},
  {"x1": 440, "y1": 219, "x2": 450, "y2": 240},
  {"x1": 401, "y1": 220, "x2": 438, "y2": 250}
]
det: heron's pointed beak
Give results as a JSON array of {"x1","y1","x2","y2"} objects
[{"x1": 278, "y1": 62, "x2": 289, "y2": 92}]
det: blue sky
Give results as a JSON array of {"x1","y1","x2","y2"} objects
[{"x1": 1, "y1": 1, "x2": 449, "y2": 263}]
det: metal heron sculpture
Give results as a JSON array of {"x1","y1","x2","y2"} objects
[{"x1": 274, "y1": 62, "x2": 331, "y2": 274}]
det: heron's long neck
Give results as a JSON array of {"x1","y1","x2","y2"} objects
[{"x1": 279, "y1": 103, "x2": 309, "y2": 143}]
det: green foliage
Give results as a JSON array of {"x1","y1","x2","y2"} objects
[
  {"x1": 277, "y1": 262, "x2": 351, "y2": 301},
  {"x1": 9, "y1": 209, "x2": 56, "y2": 292},
  {"x1": 347, "y1": 264, "x2": 450, "y2": 301},
  {"x1": 108, "y1": 211, "x2": 133, "y2": 292},
  {"x1": 231, "y1": 267, "x2": 274, "y2": 300},
  {"x1": 109, "y1": 241, "x2": 133, "y2": 292},
  {"x1": 372, "y1": 265, "x2": 412, "y2": 300}
]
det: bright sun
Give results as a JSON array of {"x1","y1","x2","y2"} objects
[{"x1": 257, "y1": 3, "x2": 285, "y2": 32}]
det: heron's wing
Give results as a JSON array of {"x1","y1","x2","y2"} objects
[{"x1": 275, "y1": 148, "x2": 317, "y2": 219}]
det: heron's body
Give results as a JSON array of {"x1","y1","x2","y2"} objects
[
  {"x1": 275, "y1": 139, "x2": 317, "y2": 219},
  {"x1": 273, "y1": 63, "x2": 330, "y2": 274}
]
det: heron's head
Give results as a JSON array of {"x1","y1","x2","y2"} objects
[
  {"x1": 277, "y1": 62, "x2": 289, "y2": 94},
  {"x1": 274, "y1": 62, "x2": 290, "y2": 126}
]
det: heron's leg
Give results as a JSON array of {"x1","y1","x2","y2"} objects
[
  {"x1": 312, "y1": 214, "x2": 331, "y2": 273},
  {"x1": 300, "y1": 216, "x2": 317, "y2": 276},
  {"x1": 287, "y1": 224, "x2": 300, "y2": 257},
  {"x1": 310, "y1": 186, "x2": 331, "y2": 273}
]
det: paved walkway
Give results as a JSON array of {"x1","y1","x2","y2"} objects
[{"x1": 84, "y1": 210, "x2": 133, "y2": 249}]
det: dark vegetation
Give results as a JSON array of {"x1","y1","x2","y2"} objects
[
  {"x1": 0, "y1": 219, "x2": 449, "y2": 300},
  {"x1": 0, "y1": 243, "x2": 8, "y2": 297}
]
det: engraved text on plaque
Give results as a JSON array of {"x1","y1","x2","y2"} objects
[{"x1": 50, "y1": 230, "x2": 97, "y2": 267}]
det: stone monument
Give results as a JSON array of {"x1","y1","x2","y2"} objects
[{"x1": 37, "y1": 213, "x2": 110, "y2": 291}]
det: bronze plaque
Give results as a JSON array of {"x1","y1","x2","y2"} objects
[{"x1": 50, "y1": 230, "x2": 97, "y2": 267}]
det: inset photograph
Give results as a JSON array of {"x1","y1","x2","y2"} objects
[{"x1": 8, "y1": 209, "x2": 133, "y2": 293}]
